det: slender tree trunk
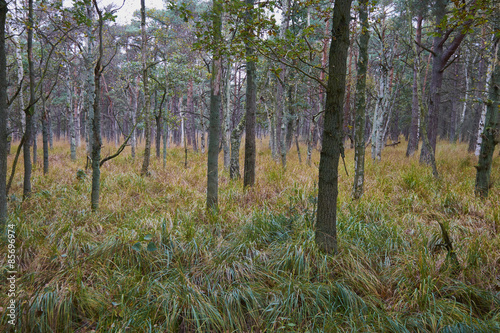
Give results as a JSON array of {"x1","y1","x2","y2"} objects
[
  {"x1": 459, "y1": 50, "x2": 471, "y2": 142},
  {"x1": 200, "y1": 94, "x2": 205, "y2": 154},
  {"x1": 130, "y1": 82, "x2": 138, "y2": 158},
  {"x1": 13, "y1": 0, "x2": 25, "y2": 138},
  {"x1": 475, "y1": 62, "x2": 493, "y2": 156},
  {"x1": 475, "y1": 29, "x2": 499, "y2": 197},
  {"x1": 353, "y1": 0, "x2": 369, "y2": 199},
  {"x1": 222, "y1": 60, "x2": 231, "y2": 171},
  {"x1": 85, "y1": 2, "x2": 94, "y2": 156},
  {"x1": 406, "y1": 16, "x2": 422, "y2": 157},
  {"x1": 91, "y1": 0, "x2": 103, "y2": 211},
  {"x1": 243, "y1": 0, "x2": 256, "y2": 187},
  {"x1": 207, "y1": 0, "x2": 222, "y2": 211},
  {"x1": 163, "y1": 105, "x2": 168, "y2": 168},
  {"x1": 69, "y1": 80, "x2": 77, "y2": 161},
  {"x1": 140, "y1": 0, "x2": 151, "y2": 176},
  {"x1": 0, "y1": 0, "x2": 8, "y2": 227},
  {"x1": 294, "y1": 117, "x2": 301, "y2": 163},
  {"x1": 469, "y1": 31, "x2": 488, "y2": 153},
  {"x1": 316, "y1": 0, "x2": 352, "y2": 254},
  {"x1": 42, "y1": 92, "x2": 49, "y2": 174},
  {"x1": 24, "y1": 0, "x2": 35, "y2": 200},
  {"x1": 230, "y1": 114, "x2": 246, "y2": 180},
  {"x1": 306, "y1": 115, "x2": 317, "y2": 166}
]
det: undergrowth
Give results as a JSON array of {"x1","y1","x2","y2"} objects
[{"x1": 0, "y1": 139, "x2": 499, "y2": 332}]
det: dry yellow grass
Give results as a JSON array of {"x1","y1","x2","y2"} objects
[{"x1": 0, "y1": 136, "x2": 499, "y2": 332}]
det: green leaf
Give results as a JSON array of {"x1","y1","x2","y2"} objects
[
  {"x1": 144, "y1": 234, "x2": 153, "y2": 241},
  {"x1": 132, "y1": 242, "x2": 142, "y2": 251},
  {"x1": 147, "y1": 242, "x2": 157, "y2": 252}
]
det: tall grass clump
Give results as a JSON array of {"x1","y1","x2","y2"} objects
[{"x1": 0, "y1": 139, "x2": 499, "y2": 332}]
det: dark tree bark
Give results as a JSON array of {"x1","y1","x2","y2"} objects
[
  {"x1": 243, "y1": 0, "x2": 256, "y2": 188},
  {"x1": 475, "y1": 25, "x2": 499, "y2": 198},
  {"x1": 316, "y1": 0, "x2": 352, "y2": 254},
  {"x1": 24, "y1": 0, "x2": 35, "y2": 200},
  {"x1": 91, "y1": 0, "x2": 103, "y2": 211},
  {"x1": 353, "y1": 0, "x2": 369, "y2": 200},
  {"x1": 420, "y1": 0, "x2": 472, "y2": 164},
  {"x1": 207, "y1": 0, "x2": 222, "y2": 211},
  {"x1": 0, "y1": 0, "x2": 8, "y2": 227},
  {"x1": 406, "y1": 15, "x2": 422, "y2": 157}
]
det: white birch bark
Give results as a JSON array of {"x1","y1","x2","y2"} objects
[{"x1": 475, "y1": 61, "x2": 493, "y2": 156}]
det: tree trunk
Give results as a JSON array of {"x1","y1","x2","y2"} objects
[
  {"x1": 316, "y1": 0, "x2": 352, "y2": 254},
  {"x1": 69, "y1": 80, "x2": 77, "y2": 161},
  {"x1": 207, "y1": 0, "x2": 222, "y2": 211},
  {"x1": 13, "y1": 0, "x2": 25, "y2": 139},
  {"x1": 85, "y1": 2, "x2": 94, "y2": 156},
  {"x1": 140, "y1": 0, "x2": 151, "y2": 176},
  {"x1": 91, "y1": 0, "x2": 103, "y2": 211},
  {"x1": 406, "y1": 16, "x2": 422, "y2": 157},
  {"x1": 24, "y1": 0, "x2": 35, "y2": 200},
  {"x1": 475, "y1": 30, "x2": 499, "y2": 197},
  {"x1": 243, "y1": 0, "x2": 256, "y2": 187},
  {"x1": 475, "y1": 61, "x2": 493, "y2": 156},
  {"x1": 42, "y1": 93, "x2": 49, "y2": 174},
  {"x1": 222, "y1": 59, "x2": 231, "y2": 171},
  {"x1": 0, "y1": 0, "x2": 8, "y2": 227},
  {"x1": 469, "y1": 32, "x2": 488, "y2": 153},
  {"x1": 230, "y1": 114, "x2": 245, "y2": 180},
  {"x1": 353, "y1": 0, "x2": 369, "y2": 199},
  {"x1": 420, "y1": 0, "x2": 470, "y2": 164},
  {"x1": 306, "y1": 115, "x2": 317, "y2": 166}
]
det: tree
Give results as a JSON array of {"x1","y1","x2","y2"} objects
[
  {"x1": 206, "y1": 0, "x2": 222, "y2": 211},
  {"x1": 24, "y1": 0, "x2": 35, "y2": 200},
  {"x1": 420, "y1": 0, "x2": 478, "y2": 164},
  {"x1": 243, "y1": 0, "x2": 256, "y2": 188},
  {"x1": 352, "y1": 0, "x2": 370, "y2": 199},
  {"x1": 406, "y1": 15, "x2": 423, "y2": 157},
  {"x1": 475, "y1": 15, "x2": 499, "y2": 198},
  {"x1": 90, "y1": 0, "x2": 104, "y2": 211},
  {"x1": 0, "y1": 0, "x2": 7, "y2": 228},
  {"x1": 140, "y1": 0, "x2": 152, "y2": 176},
  {"x1": 315, "y1": 0, "x2": 352, "y2": 254}
]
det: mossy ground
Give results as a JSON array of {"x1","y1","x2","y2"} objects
[{"x1": 1, "y1": 138, "x2": 499, "y2": 332}]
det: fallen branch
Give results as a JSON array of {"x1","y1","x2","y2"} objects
[{"x1": 385, "y1": 141, "x2": 401, "y2": 147}]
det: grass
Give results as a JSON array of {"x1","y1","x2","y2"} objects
[{"x1": 0, "y1": 137, "x2": 499, "y2": 332}]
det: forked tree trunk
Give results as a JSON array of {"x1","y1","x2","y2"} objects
[
  {"x1": 316, "y1": 0, "x2": 352, "y2": 254},
  {"x1": 420, "y1": 0, "x2": 471, "y2": 164}
]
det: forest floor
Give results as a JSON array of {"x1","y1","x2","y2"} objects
[{"x1": 0, "y1": 139, "x2": 499, "y2": 332}]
